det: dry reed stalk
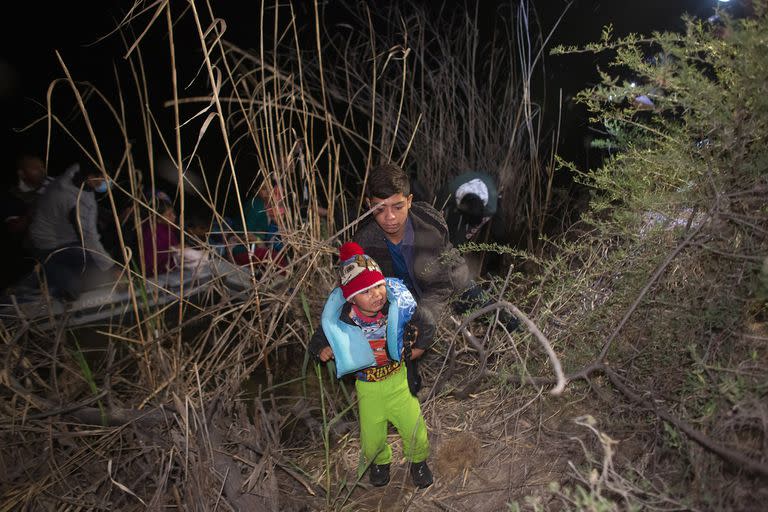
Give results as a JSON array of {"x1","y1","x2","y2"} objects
[
  {"x1": 1, "y1": 0, "x2": 348, "y2": 508},
  {"x1": 1, "y1": 1, "x2": 581, "y2": 509},
  {"x1": 266, "y1": 1, "x2": 568, "y2": 249}
]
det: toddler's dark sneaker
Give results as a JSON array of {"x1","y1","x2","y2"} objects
[
  {"x1": 410, "y1": 460, "x2": 433, "y2": 488},
  {"x1": 369, "y1": 463, "x2": 390, "y2": 487}
]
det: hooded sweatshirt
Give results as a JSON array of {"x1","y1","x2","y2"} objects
[{"x1": 28, "y1": 164, "x2": 114, "y2": 270}]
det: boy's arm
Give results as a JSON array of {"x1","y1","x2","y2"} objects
[
  {"x1": 308, "y1": 325, "x2": 334, "y2": 362},
  {"x1": 419, "y1": 226, "x2": 470, "y2": 323},
  {"x1": 409, "y1": 305, "x2": 436, "y2": 352}
]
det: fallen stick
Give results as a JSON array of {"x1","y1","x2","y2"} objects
[{"x1": 450, "y1": 300, "x2": 567, "y2": 395}]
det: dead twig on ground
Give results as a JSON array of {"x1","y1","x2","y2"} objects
[{"x1": 449, "y1": 300, "x2": 567, "y2": 397}]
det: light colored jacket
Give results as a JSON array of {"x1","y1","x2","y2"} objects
[
  {"x1": 28, "y1": 164, "x2": 114, "y2": 270},
  {"x1": 319, "y1": 278, "x2": 416, "y2": 378}
]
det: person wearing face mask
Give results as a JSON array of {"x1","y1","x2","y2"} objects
[{"x1": 26, "y1": 162, "x2": 118, "y2": 300}]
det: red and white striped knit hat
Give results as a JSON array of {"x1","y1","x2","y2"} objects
[{"x1": 338, "y1": 242, "x2": 385, "y2": 300}]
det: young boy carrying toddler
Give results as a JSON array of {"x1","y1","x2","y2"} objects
[{"x1": 309, "y1": 242, "x2": 434, "y2": 488}]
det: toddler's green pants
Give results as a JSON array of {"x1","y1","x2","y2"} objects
[{"x1": 355, "y1": 365, "x2": 429, "y2": 466}]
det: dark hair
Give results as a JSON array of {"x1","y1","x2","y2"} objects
[
  {"x1": 365, "y1": 163, "x2": 410, "y2": 198},
  {"x1": 157, "y1": 199, "x2": 175, "y2": 215},
  {"x1": 71, "y1": 162, "x2": 103, "y2": 187},
  {"x1": 185, "y1": 211, "x2": 209, "y2": 229},
  {"x1": 458, "y1": 193, "x2": 484, "y2": 224}
]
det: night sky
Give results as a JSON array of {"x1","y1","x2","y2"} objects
[{"x1": 0, "y1": 0, "x2": 722, "y2": 182}]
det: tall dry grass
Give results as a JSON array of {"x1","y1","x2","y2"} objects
[
  {"x1": 1, "y1": 1, "x2": 344, "y2": 509},
  {"x1": 278, "y1": 1, "x2": 567, "y2": 247},
  {"x1": 1, "y1": 1, "x2": 570, "y2": 510}
]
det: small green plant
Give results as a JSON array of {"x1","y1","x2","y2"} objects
[
  {"x1": 68, "y1": 335, "x2": 107, "y2": 427},
  {"x1": 533, "y1": 7, "x2": 768, "y2": 510}
]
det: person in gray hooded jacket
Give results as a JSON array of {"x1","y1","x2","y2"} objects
[{"x1": 28, "y1": 162, "x2": 116, "y2": 299}]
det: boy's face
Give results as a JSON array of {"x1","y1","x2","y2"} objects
[
  {"x1": 349, "y1": 283, "x2": 387, "y2": 317},
  {"x1": 367, "y1": 193, "x2": 412, "y2": 243}
]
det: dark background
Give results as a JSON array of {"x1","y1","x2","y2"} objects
[
  {"x1": 0, "y1": 1, "x2": 727, "y2": 288},
  {"x1": 0, "y1": 0, "x2": 731, "y2": 290},
  {"x1": 0, "y1": 0, "x2": 732, "y2": 290},
  {"x1": 0, "y1": 0, "x2": 723, "y2": 182}
]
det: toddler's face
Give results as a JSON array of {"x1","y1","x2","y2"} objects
[{"x1": 350, "y1": 283, "x2": 387, "y2": 317}]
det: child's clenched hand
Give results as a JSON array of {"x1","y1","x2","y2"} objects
[
  {"x1": 319, "y1": 346, "x2": 335, "y2": 362},
  {"x1": 410, "y1": 347, "x2": 425, "y2": 360}
]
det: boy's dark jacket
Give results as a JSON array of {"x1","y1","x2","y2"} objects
[{"x1": 352, "y1": 201, "x2": 470, "y2": 325}]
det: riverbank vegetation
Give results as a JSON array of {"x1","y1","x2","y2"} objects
[{"x1": 1, "y1": 1, "x2": 766, "y2": 510}]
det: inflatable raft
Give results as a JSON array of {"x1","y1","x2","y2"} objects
[{"x1": 0, "y1": 258, "x2": 261, "y2": 331}]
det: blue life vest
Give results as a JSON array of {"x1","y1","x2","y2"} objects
[{"x1": 321, "y1": 277, "x2": 417, "y2": 378}]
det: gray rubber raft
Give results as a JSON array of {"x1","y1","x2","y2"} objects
[{"x1": 0, "y1": 259, "x2": 265, "y2": 331}]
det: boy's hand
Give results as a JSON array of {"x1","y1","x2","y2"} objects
[
  {"x1": 410, "y1": 347, "x2": 425, "y2": 360},
  {"x1": 319, "y1": 346, "x2": 334, "y2": 362},
  {"x1": 404, "y1": 323, "x2": 422, "y2": 360}
]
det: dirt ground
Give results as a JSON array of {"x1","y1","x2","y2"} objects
[{"x1": 287, "y1": 378, "x2": 604, "y2": 512}]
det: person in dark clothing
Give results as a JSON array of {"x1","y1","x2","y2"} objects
[
  {"x1": 353, "y1": 163, "x2": 470, "y2": 325},
  {"x1": 2, "y1": 155, "x2": 52, "y2": 235},
  {"x1": 436, "y1": 170, "x2": 501, "y2": 248},
  {"x1": 0, "y1": 155, "x2": 53, "y2": 288},
  {"x1": 352, "y1": 163, "x2": 519, "y2": 333}
]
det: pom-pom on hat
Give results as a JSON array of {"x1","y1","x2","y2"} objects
[{"x1": 338, "y1": 242, "x2": 386, "y2": 300}]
